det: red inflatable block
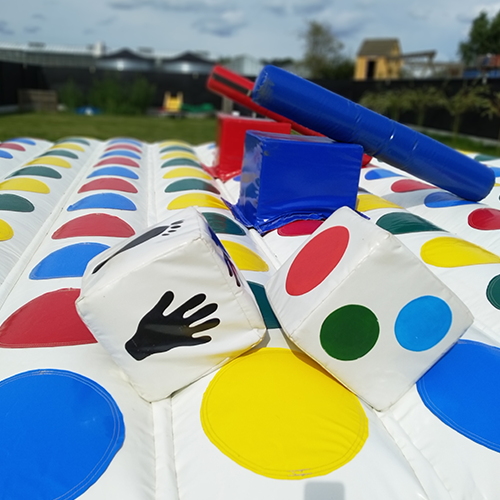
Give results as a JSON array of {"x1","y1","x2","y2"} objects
[{"x1": 207, "y1": 113, "x2": 291, "y2": 181}]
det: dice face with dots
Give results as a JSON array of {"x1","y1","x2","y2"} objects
[
  {"x1": 265, "y1": 206, "x2": 473, "y2": 410},
  {"x1": 77, "y1": 207, "x2": 266, "y2": 402}
]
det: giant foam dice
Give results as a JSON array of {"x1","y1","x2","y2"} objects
[
  {"x1": 233, "y1": 131, "x2": 363, "y2": 233},
  {"x1": 76, "y1": 207, "x2": 266, "y2": 402},
  {"x1": 265, "y1": 206, "x2": 473, "y2": 410}
]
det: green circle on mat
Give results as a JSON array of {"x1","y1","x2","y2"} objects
[
  {"x1": 487, "y1": 275, "x2": 500, "y2": 309},
  {"x1": 376, "y1": 212, "x2": 442, "y2": 235},
  {"x1": 320, "y1": 305, "x2": 379, "y2": 361}
]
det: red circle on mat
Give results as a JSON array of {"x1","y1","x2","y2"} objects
[
  {"x1": 0, "y1": 142, "x2": 26, "y2": 151},
  {"x1": 391, "y1": 179, "x2": 435, "y2": 192},
  {"x1": 78, "y1": 178, "x2": 138, "y2": 193},
  {"x1": 285, "y1": 226, "x2": 350, "y2": 296},
  {"x1": 52, "y1": 213, "x2": 136, "y2": 239},
  {"x1": 0, "y1": 288, "x2": 96, "y2": 347},
  {"x1": 94, "y1": 157, "x2": 139, "y2": 168},
  {"x1": 105, "y1": 144, "x2": 142, "y2": 153},
  {"x1": 277, "y1": 220, "x2": 324, "y2": 237},
  {"x1": 468, "y1": 208, "x2": 500, "y2": 230}
]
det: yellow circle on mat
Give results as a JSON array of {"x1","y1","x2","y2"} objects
[
  {"x1": 201, "y1": 348, "x2": 368, "y2": 479},
  {"x1": 0, "y1": 178, "x2": 50, "y2": 193},
  {"x1": 356, "y1": 194, "x2": 401, "y2": 212},
  {"x1": 50, "y1": 143, "x2": 85, "y2": 152},
  {"x1": 220, "y1": 240, "x2": 269, "y2": 272},
  {"x1": 161, "y1": 151, "x2": 199, "y2": 161},
  {"x1": 421, "y1": 236, "x2": 500, "y2": 267},
  {"x1": 167, "y1": 193, "x2": 228, "y2": 210},
  {"x1": 163, "y1": 167, "x2": 213, "y2": 180},
  {"x1": 0, "y1": 219, "x2": 14, "y2": 240},
  {"x1": 159, "y1": 140, "x2": 191, "y2": 149},
  {"x1": 27, "y1": 157, "x2": 71, "y2": 168}
]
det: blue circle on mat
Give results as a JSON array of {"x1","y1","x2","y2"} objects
[
  {"x1": 108, "y1": 138, "x2": 142, "y2": 147},
  {"x1": 395, "y1": 296, "x2": 452, "y2": 351},
  {"x1": 0, "y1": 369, "x2": 124, "y2": 499},
  {"x1": 30, "y1": 242, "x2": 110, "y2": 279},
  {"x1": 87, "y1": 167, "x2": 139, "y2": 180},
  {"x1": 0, "y1": 149, "x2": 13, "y2": 159},
  {"x1": 365, "y1": 168, "x2": 402, "y2": 180},
  {"x1": 424, "y1": 192, "x2": 476, "y2": 208},
  {"x1": 101, "y1": 150, "x2": 141, "y2": 160},
  {"x1": 417, "y1": 340, "x2": 500, "y2": 452},
  {"x1": 490, "y1": 166, "x2": 500, "y2": 177},
  {"x1": 7, "y1": 137, "x2": 36, "y2": 145},
  {"x1": 68, "y1": 193, "x2": 137, "y2": 211}
]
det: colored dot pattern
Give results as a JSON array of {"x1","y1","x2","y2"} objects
[
  {"x1": 201, "y1": 348, "x2": 368, "y2": 479},
  {"x1": 0, "y1": 369, "x2": 124, "y2": 499},
  {"x1": 286, "y1": 226, "x2": 349, "y2": 296},
  {"x1": 365, "y1": 168, "x2": 402, "y2": 180},
  {"x1": 87, "y1": 166, "x2": 139, "y2": 179},
  {"x1": 424, "y1": 192, "x2": 476, "y2": 208},
  {"x1": 418, "y1": 340, "x2": 500, "y2": 453},
  {"x1": 391, "y1": 179, "x2": 436, "y2": 192},
  {"x1": 468, "y1": 208, "x2": 500, "y2": 230},
  {"x1": 68, "y1": 193, "x2": 137, "y2": 211},
  {"x1": 376, "y1": 212, "x2": 442, "y2": 235},
  {"x1": 395, "y1": 296, "x2": 452, "y2": 351},
  {"x1": 320, "y1": 304, "x2": 380, "y2": 361}
]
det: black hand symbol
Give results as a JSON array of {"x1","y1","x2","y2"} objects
[{"x1": 125, "y1": 291, "x2": 220, "y2": 360}]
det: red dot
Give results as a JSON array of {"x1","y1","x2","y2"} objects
[
  {"x1": 468, "y1": 208, "x2": 500, "y2": 230},
  {"x1": 52, "y1": 213, "x2": 136, "y2": 239},
  {"x1": 94, "y1": 157, "x2": 140, "y2": 168},
  {"x1": 105, "y1": 144, "x2": 142, "y2": 153},
  {"x1": 391, "y1": 179, "x2": 435, "y2": 192},
  {"x1": 0, "y1": 288, "x2": 96, "y2": 347},
  {"x1": 277, "y1": 220, "x2": 324, "y2": 237},
  {"x1": 78, "y1": 178, "x2": 138, "y2": 193},
  {"x1": 285, "y1": 226, "x2": 349, "y2": 296}
]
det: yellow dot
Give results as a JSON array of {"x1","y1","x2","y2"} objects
[
  {"x1": 0, "y1": 178, "x2": 50, "y2": 193},
  {"x1": 159, "y1": 140, "x2": 192, "y2": 149},
  {"x1": 167, "y1": 193, "x2": 228, "y2": 210},
  {"x1": 27, "y1": 157, "x2": 71, "y2": 168},
  {"x1": 220, "y1": 240, "x2": 269, "y2": 272},
  {"x1": 161, "y1": 151, "x2": 199, "y2": 162},
  {"x1": 201, "y1": 348, "x2": 368, "y2": 479},
  {"x1": 0, "y1": 219, "x2": 14, "y2": 241},
  {"x1": 356, "y1": 194, "x2": 402, "y2": 212},
  {"x1": 421, "y1": 236, "x2": 500, "y2": 267},
  {"x1": 163, "y1": 167, "x2": 213, "y2": 180},
  {"x1": 50, "y1": 143, "x2": 85, "y2": 152}
]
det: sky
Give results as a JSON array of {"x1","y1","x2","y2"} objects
[{"x1": 1, "y1": 0, "x2": 500, "y2": 62}]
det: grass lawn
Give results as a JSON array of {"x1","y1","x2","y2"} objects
[
  {"x1": 0, "y1": 112, "x2": 218, "y2": 144},
  {"x1": 1, "y1": 112, "x2": 499, "y2": 158}
]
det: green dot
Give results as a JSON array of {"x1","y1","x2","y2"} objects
[
  {"x1": 39, "y1": 150, "x2": 78, "y2": 159},
  {"x1": 202, "y1": 212, "x2": 246, "y2": 236},
  {"x1": 320, "y1": 305, "x2": 379, "y2": 361},
  {"x1": 487, "y1": 275, "x2": 500, "y2": 309},
  {"x1": 161, "y1": 158, "x2": 201, "y2": 169},
  {"x1": 376, "y1": 212, "x2": 442, "y2": 235},
  {"x1": 248, "y1": 281, "x2": 280, "y2": 329},
  {"x1": 8, "y1": 167, "x2": 62, "y2": 179},
  {"x1": 165, "y1": 179, "x2": 220, "y2": 194},
  {"x1": 0, "y1": 194, "x2": 35, "y2": 212},
  {"x1": 160, "y1": 145, "x2": 194, "y2": 154},
  {"x1": 474, "y1": 154, "x2": 499, "y2": 162}
]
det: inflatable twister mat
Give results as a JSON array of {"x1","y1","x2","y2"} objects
[{"x1": 0, "y1": 131, "x2": 499, "y2": 500}]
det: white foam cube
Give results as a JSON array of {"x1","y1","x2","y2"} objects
[
  {"x1": 265, "y1": 206, "x2": 473, "y2": 410},
  {"x1": 77, "y1": 207, "x2": 266, "y2": 402}
]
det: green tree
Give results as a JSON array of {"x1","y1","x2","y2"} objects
[
  {"x1": 300, "y1": 20, "x2": 354, "y2": 79},
  {"x1": 481, "y1": 90, "x2": 500, "y2": 149},
  {"x1": 459, "y1": 10, "x2": 500, "y2": 64},
  {"x1": 58, "y1": 80, "x2": 84, "y2": 111},
  {"x1": 445, "y1": 85, "x2": 489, "y2": 141},
  {"x1": 405, "y1": 86, "x2": 447, "y2": 127}
]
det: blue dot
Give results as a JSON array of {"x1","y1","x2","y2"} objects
[
  {"x1": 68, "y1": 193, "x2": 137, "y2": 211},
  {"x1": 490, "y1": 166, "x2": 500, "y2": 177},
  {"x1": 101, "y1": 150, "x2": 141, "y2": 160},
  {"x1": 0, "y1": 369, "x2": 124, "y2": 499},
  {"x1": 87, "y1": 167, "x2": 139, "y2": 179},
  {"x1": 365, "y1": 168, "x2": 402, "y2": 180},
  {"x1": 418, "y1": 340, "x2": 500, "y2": 452},
  {"x1": 30, "y1": 242, "x2": 109, "y2": 279},
  {"x1": 7, "y1": 137, "x2": 36, "y2": 145},
  {"x1": 424, "y1": 192, "x2": 476, "y2": 208},
  {"x1": 108, "y1": 138, "x2": 142, "y2": 147},
  {"x1": 0, "y1": 149, "x2": 13, "y2": 159},
  {"x1": 395, "y1": 296, "x2": 452, "y2": 351}
]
